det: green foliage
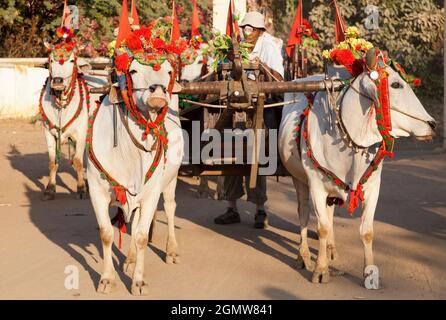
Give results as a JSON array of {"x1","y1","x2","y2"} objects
[
  {"x1": 0, "y1": 0, "x2": 212, "y2": 57},
  {"x1": 271, "y1": 0, "x2": 444, "y2": 99},
  {"x1": 206, "y1": 33, "x2": 253, "y2": 71}
]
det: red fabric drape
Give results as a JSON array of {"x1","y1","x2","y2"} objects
[
  {"x1": 225, "y1": 0, "x2": 240, "y2": 40},
  {"x1": 286, "y1": 0, "x2": 303, "y2": 58},
  {"x1": 116, "y1": 0, "x2": 131, "y2": 49},
  {"x1": 333, "y1": 0, "x2": 346, "y2": 43},
  {"x1": 191, "y1": 0, "x2": 201, "y2": 36},
  {"x1": 171, "y1": 0, "x2": 181, "y2": 43},
  {"x1": 131, "y1": 0, "x2": 140, "y2": 26}
]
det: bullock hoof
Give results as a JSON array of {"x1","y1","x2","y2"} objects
[
  {"x1": 330, "y1": 269, "x2": 345, "y2": 277},
  {"x1": 97, "y1": 278, "x2": 115, "y2": 294},
  {"x1": 327, "y1": 245, "x2": 338, "y2": 261},
  {"x1": 76, "y1": 186, "x2": 89, "y2": 200},
  {"x1": 165, "y1": 253, "x2": 180, "y2": 264},
  {"x1": 42, "y1": 185, "x2": 56, "y2": 201},
  {"x1": 123, "y1": 259, "x2": 135, "y2": 274},
  {"x1": 76, "y1": 191, "x2": 88, "y2": 200},
  {"x1": 296, "y1": 252, "x2": 314, "y2": 271},
  {"x1": 312, "y1": 268, "x2": 330, "y2": 284},
  {"x1": 131, "y1": 281, "x2": 149, "y2": 296}
]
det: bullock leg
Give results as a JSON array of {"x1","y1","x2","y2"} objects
[
  {"x1": 360, "y1": 179, "x2": 381, "y2": 289},
  {"x1": 43, "y1": 130, "x2": 58, "y2": 201},
  {"x1": 293, "y1": 178, "x2": 313, "y2": 271},
  {"x1": 72, "y1": 137, "x2": 88, "y2": 199},
  {"x1": 197, "y1": 176, "x2": 211, "y2": 199},
  {"x1": 123, "y1": 209, "x2": 140, "y2": 275},
  {"x1": 163, "y1": 178, "x2": 180, "y2": 264},
  {"x1": 91, "y1": 193, "x2": 116, "y2": 294},
  {"x1": 326, "y1": 204, "x2": 338, "y2": 261},
  {"x1": 131, "y1": 191, "x2": 161, "y2": 296},
  {"x1": 309, "y1": 186, "x2": 330, "y2": 284}
]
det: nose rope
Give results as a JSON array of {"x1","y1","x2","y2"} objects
[{"x1": 389, "y1": 107, "x2": 431, "y2": 125}]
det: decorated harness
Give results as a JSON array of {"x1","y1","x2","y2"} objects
[
  {"x1": 87, "y1": 20, "x2": 191, "y2": 220},
  {"x1": 296, "y1": 47, "x2": 419, "y2": 214},
  {"x1": 39, "y1": 27, "x2": 91, "y2": 163}
]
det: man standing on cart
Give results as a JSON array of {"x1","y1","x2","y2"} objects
[{"x1": 214, "y1": 11, "x2": 284, "y2": 229}]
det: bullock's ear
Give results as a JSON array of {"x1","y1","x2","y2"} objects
[
  {"x1": 77, "y1": 58, "x2": 92, "y2": 73},
  {"x1": 172, "y1": 81, "x2": 183, "y2": 94},
  {"x1": 359, "y1": 72, "x2": 379, "y2": 106},
  {"x1": 44, "y1": 41, "x2": 53, "y2": 51}
]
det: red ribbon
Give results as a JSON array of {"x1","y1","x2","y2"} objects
[{"x1": 348, "y1": 184, "x2": 364, "y2": 214}]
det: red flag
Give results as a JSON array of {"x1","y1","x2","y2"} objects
[
  {"x1": 171, "y1": 0, "x2": 181, "y2": 43},
  {"x1": 333, "y1": 0, "x2": 346, "y2": 43},
  {"x1": 286, "y1": 0, "x2": 303, "y2": 58},
  {"x1": 225, "y1": 0, "x2": 240, "y2": 40},
  {"x1": 191, "y1": 0, "x2": 201, "y2": 37},
  {"x1": 116, "y1": 0, "x2": 132, "y2": 49},
  {"x1": 131, "y1": 0, "x2": 140, "y2": 27},
  {"x1": 61, "y1": 0, "x2": 71, "y2": 28}
]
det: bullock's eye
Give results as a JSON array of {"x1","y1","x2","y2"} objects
[
  {"x1": 149, "y1": 85, "x2": 156, "y2": 93},
  {"x1": 129, "y1": 70, "x2": 137, "y2": 75},
  {"x1": 391, "y1": 82, "x2": 404, "y2": 89},
  {"x1": 70, "y1": 59, "x2": 75, "y2": 62}
]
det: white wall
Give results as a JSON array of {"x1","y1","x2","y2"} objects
[
  {"x1": 213, "y1": 0, "x2": 247, "y2": 34},
  {"x1": 0, "y1": 66, "x2": 48, "y2": 119}
]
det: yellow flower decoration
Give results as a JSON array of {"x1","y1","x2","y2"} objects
[
  {"x1": 322, "y1": 50, "x2": 331, "y2": 60},
  {"x1": 345, "y1": 26, "x2": 360, "y2": 39}
]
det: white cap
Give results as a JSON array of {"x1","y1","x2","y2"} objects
[{"x1": 239, "y1": 11, "x2": 266, "y2": 30}]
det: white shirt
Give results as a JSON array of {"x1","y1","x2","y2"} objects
[{"x1": 249, "y1": 32, "x2": 284, "y2": 78}]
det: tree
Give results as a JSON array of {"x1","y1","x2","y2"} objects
[{"x1": 0, "y1": 0, "x2": 212, "y2": 57}]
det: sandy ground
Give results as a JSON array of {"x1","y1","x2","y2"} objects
[{"x1": 0, "y1": 119, "x2": 445, "y2": 300}]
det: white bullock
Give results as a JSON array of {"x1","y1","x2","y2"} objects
[
  {"x1": 279, "y1": 48, "x2": 436, "y2": 286},
  {"x1": 40, "y1": 43, "x2": 97, "y2": 200},
  {"x1": 87, "y1": 57, "x2": 184, "y2": 295}
]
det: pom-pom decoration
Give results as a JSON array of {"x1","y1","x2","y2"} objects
[
  {"x1": 50, "y1": 27, "x2": 77, "y2": 64},
  {"x1": 114, "y1": 17, "x2": 194, "y2": 72},
  {"x1": 322, "y1": 26, "x2": 374, "y2": 77}
]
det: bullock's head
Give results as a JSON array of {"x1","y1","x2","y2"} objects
[
  {"x1": 360, "y1": 48, "x2": 436, "y2": 140},
  {"x1": 44, "y1": 36, "x2": 90, "y2": 95},
  {"x1": 179, "y1": 44, "x2": 215, "y2": 83},
  {"x1": 342, "y1": 48, "x2": 436, "y2": 146},
  {"x1": 114, "y1": 24, "x2": 194, "y2": 113},
  {"x1": 126, "y1": 55, "x2": 181, "y2": 112}
]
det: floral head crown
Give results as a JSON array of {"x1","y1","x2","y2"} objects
[
  {"x1": 115, "y1": 17, "x2": 194, "y2": 72},
  {"x1": 322, "y1": 26, "x2": 373, "y2": 77},
  {"x1": 322, "y1": 27, "x2": 421, "y2": 86},
  {"x1": 50, "y1": 27, "x2": 77, "y2": 65}
]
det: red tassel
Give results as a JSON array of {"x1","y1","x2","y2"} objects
[
  {"x1": 113, "y1": 186, "x2": 127, "y2": 205},
  {"x1": 348, "y1": 184, "x2": 364, "y2": 215}
]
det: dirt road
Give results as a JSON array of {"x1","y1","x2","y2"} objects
[{"x1": 0, "y1": 119, "x2": 445, "y2": 299}]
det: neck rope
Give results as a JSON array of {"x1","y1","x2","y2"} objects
[{"x1": 296, "y1": 63, "x2": 394, "y2": 214}]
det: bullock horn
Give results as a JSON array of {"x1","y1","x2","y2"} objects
[{"x1": 365, "y1": 48, "x2": 378, "y2": 70}]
